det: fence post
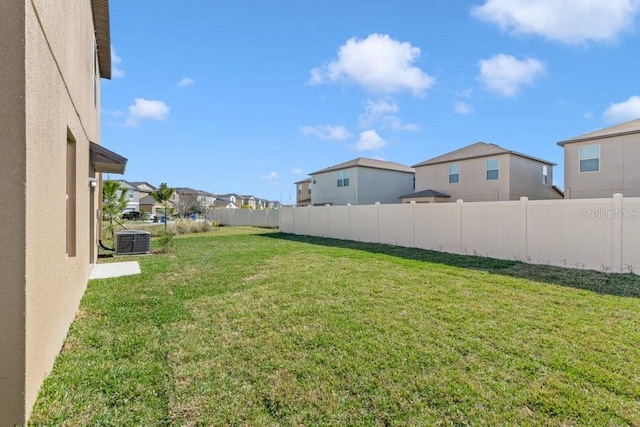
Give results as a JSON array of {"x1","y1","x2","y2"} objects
[
  {"x1": 347, "y1": 203, "x2": 352, "y2": 240},
  {"x1": 520, "y1": 197, "x2": 528, "y2": 262},
  {"x1": 612, "y1": 193, "x2": 623, "y2": 273},
  {"x1": 375, "y1": 202, "x2": 381, "y2": 243},
  {"x1": 411, "y1": 201, "x2": 416, "y2": 248},
  {"x1": 456, "y1": 199, "x2": 463, "y2": 254}
]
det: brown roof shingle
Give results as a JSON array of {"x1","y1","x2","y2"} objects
[
  {"x1": 309, "y1": 158, "x2": 414, "y2": 175},
  {"x1": 557, "y1": 117, "x2": 640, "y2": 146},
  {"x1": 413, "y1": 141, "x2": 556, "y2": 167}
]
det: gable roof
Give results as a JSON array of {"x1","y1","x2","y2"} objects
[
  {"x1": 128, "y1": 181, "x2": 156, "y2": 190},
  {"x1": 91, "y1": 0, "x2": 111, "y2": 79},
  {"x1": 309, "y1": 158, "x2": 414, "y2": 175},
  {"x1": 557, "y1": 117, "x2": 640, "y2": 146},
  {"x1": 413, "y1": 141, "x2": 556, "y2": 167},
  {"x1": 294, "y1": 178, "x2": 312, "y2": 185}
]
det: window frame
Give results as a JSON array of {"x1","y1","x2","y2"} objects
[
  {"x1": 448, "y1": 164, "x2": 460, "y2": 184},
  {"x1": 579, "y1": 144, "x2": 600, "y2": 173},
  {"x1": 542, "y1": 165, "x2": 548, "y2": 185},
  {"x1": 486, "y1": 158, "x2": 499, "y2": 180}
]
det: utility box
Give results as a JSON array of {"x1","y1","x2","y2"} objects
[{"x1": 115, "y1": 230, "x2": 151, "y2": 255}]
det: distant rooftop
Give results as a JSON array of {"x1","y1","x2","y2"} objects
[{"x1": 309, "y1": 157, "x2": 414, "y2": 175}]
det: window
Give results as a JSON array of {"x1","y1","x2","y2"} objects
[
  {"x1": 486, "y1": 158, "x2": 499, "y2": 180},
  {"x1": 337, "y1": 171, "x2": 350, "y2": 187},
  {"x1": 297, "y1": 184, "x2": 302, "y2": 195},
  {"x1": 579, "y1": 144, "x2": 600, "y2": 172},
  {"x1": 449, "y1": 164, "x2": 460, "y2": 183},
  {"x1": 66, "y1": 131, "x2": 76, "y2": 257},
  {"x1": 542, "y1": 165, "x2": 548, "y2": 185}
]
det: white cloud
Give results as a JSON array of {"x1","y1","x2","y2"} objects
[
  {"x1": 603, "y1": 96, "x2": 640, "y2": 123},
  {"x1": 103, "y1": 110, "x2": 124, "y2": 118},
  {"x1": 584, "y1": 111, "x2": 594, "y2": 119},
  {"x1": 300, "y1": 125, "x2": 351, "y2": 141},
  {"x1": 455, "y1": 101, "x2": 475, "y2": 115},
  {"x1": 291, "y1": 168, "x2": 304, "y2": 175},
  {"x1": 177, "y1": 77, "x2": 195, "y2": 87},
  {"x1": 358, "y1": 100, "x2": 420, "y2": 131},
  {"x1": 261, "y1": 171, "x2": 280, "y2": 186},
  {"x1": 125, "y1": 98, "x2": 170, "y2": 126},
  {"x1": 309, "y1": 34, "x2": 435, "y2": 95},
  {"x1": 478, "y1": 54, "x2": 546, "y2": 97},
  {"x1": 353, "y1": 130, "x2": 387, "y2": 151},
  {"x1": 111, "y1": 46, "x2": 124, "y2": 78},
  {"x1": 471, "y1": 0, "x2": 640, "y2": 44}
]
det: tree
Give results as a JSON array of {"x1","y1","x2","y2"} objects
[
  {"x1": 151, "y1": 182, "x2": 176, "y2": 232},
  {"x1": 102, "y1": 180, "x2": 128, "y2": 239}
]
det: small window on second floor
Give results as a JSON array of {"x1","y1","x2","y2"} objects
[
  {"x1": 542, "y1": 165, "x2": 548, "y2": 185},
  {"x1": 486, "y1": 158, "x2": 499, "y2": 180},
  {"x1": 298, "y1": 184, "x2": 302, "y2": 195},
  {"x1": 337, "y1": 171, "x2": 350, "y2": 187},
  {"x1": 579, "y1": 144, "x2": 600, "y2": 173},
  {"x1": 449, "y1": 164, "x2": 460, "y2": 184}
]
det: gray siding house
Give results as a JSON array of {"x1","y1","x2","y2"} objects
[
  {"x1": 409, "y1": 142, "x2": 561, "y2": 202},
  {"x1": 558, "y1": 118, "x2": 640, "y2": 199},
  {"x1": 309, "y1": 158, "x2": 415, "y2": 205}
]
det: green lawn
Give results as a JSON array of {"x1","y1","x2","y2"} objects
[{"x1": 30, "y1": 227, "x2": 640, "y2": 426}]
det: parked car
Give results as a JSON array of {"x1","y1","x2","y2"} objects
[{"x1": 121, "y1": 211, "x2": 141, "y2": 220}]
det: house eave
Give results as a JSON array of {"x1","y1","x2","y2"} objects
[
  {"x1": 90, "y1": 141, "x2": 127, "y2": 174},
  {"x1": 92, "y1": 0, "x2": 111, "y2": 79}
]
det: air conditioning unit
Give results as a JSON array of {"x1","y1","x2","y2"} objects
[{"x1": 115, "y1": 230, "x2": 151, "y2": 255}]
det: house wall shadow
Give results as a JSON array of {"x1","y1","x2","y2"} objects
[{"x1": 259, "y1": 232, "x2": 640, "y2": 299}]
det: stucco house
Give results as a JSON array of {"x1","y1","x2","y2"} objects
[
  {"x1": 558, "y1": 118, "x2": 640, "y2": 199},
  {"x1": 308, "y1": 158, "x2": 415, "y2": 206},
  {"x1": 295, "y1": 178, "x2": 312, "y2": 206},
  {"x1": 174, "y1": 187, "x2": 217, "y2": 217},
  {"x1": 115, "y1": 180, "x2": 140, "y2": 213},
  {"x1": 0, "y1": 1, "x2": 126, "y2": 423},
  {"x1": 407, "y1": 142, "x2": 561, "y2": 202}
]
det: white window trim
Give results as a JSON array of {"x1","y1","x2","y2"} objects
[
  {"x1": 579, "y1": 144, "x2": 600, "y2": 173},
  {"x1": 486, "y1": 158, "x2": 499, "y2": 181}
]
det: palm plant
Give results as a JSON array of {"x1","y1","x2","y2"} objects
[
  {"x1": 151, "y1": 182, "x2": 176, "y2": 232},
  {"x1": 102, "y1": 180, "x2": 128, "y2": 239}
]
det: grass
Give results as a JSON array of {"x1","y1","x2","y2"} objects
[{"x1": 30, "y1": 227, "x2": 640, "y2": 425}]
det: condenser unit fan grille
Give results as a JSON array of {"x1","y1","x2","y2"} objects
[{"x1": 115, "y1": 230, "x2": 151, "y2": 255}]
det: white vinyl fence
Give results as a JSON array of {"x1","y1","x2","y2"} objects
[
  {"x1": 210, "y1": 208, "x2": 279, "y2": 227},
  {"x1": 279, "y1": 194, "x2": 640, "y2": 274}
]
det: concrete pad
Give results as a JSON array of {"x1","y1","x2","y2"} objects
[{"x1": 90, "y1": 261, "x2": 141, "y2": 279}]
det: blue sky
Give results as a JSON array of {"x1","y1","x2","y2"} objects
[{"x1": 104, "y1": 0, "x2": 640, "y2": 204}]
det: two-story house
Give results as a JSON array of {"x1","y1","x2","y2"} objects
[
  {"x1": 407, "y1": 142, "x2": 561, "y2": 202},
  {"x1": 558, "y1": 117, "x2": 640, "y2": 199},
  {"x1": 1, "y1": 1, "x2": 127, "y2": 423},
  {"x1": 115, "y1": 180, "x2": 140, "y2": 213},
  {"x1": 174, "y1": 187, "x2": 217, "y2": 217},
  {"x1": 295, "y1": 178, "x2": 312, "y2": 206},
  {"x1": 309, "y1": 158, "x2": 415, "y2": 206}
]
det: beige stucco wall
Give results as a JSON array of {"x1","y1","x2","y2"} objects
[
  {"x1": 508, "y1": 155, "x2": 560, "y2": 200},
  {"x1": 0, "y1": 1, "x2": 28, "y2": 424},
  {"x1": 415, "y1": 154, "x2": 511, "y2": 202},
  {"x1": 0, "y1": 1, "x2": 102, "y2": 424},
  {"x1": 564, "y1": 133, "x2": 640, "y2": 199}
]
